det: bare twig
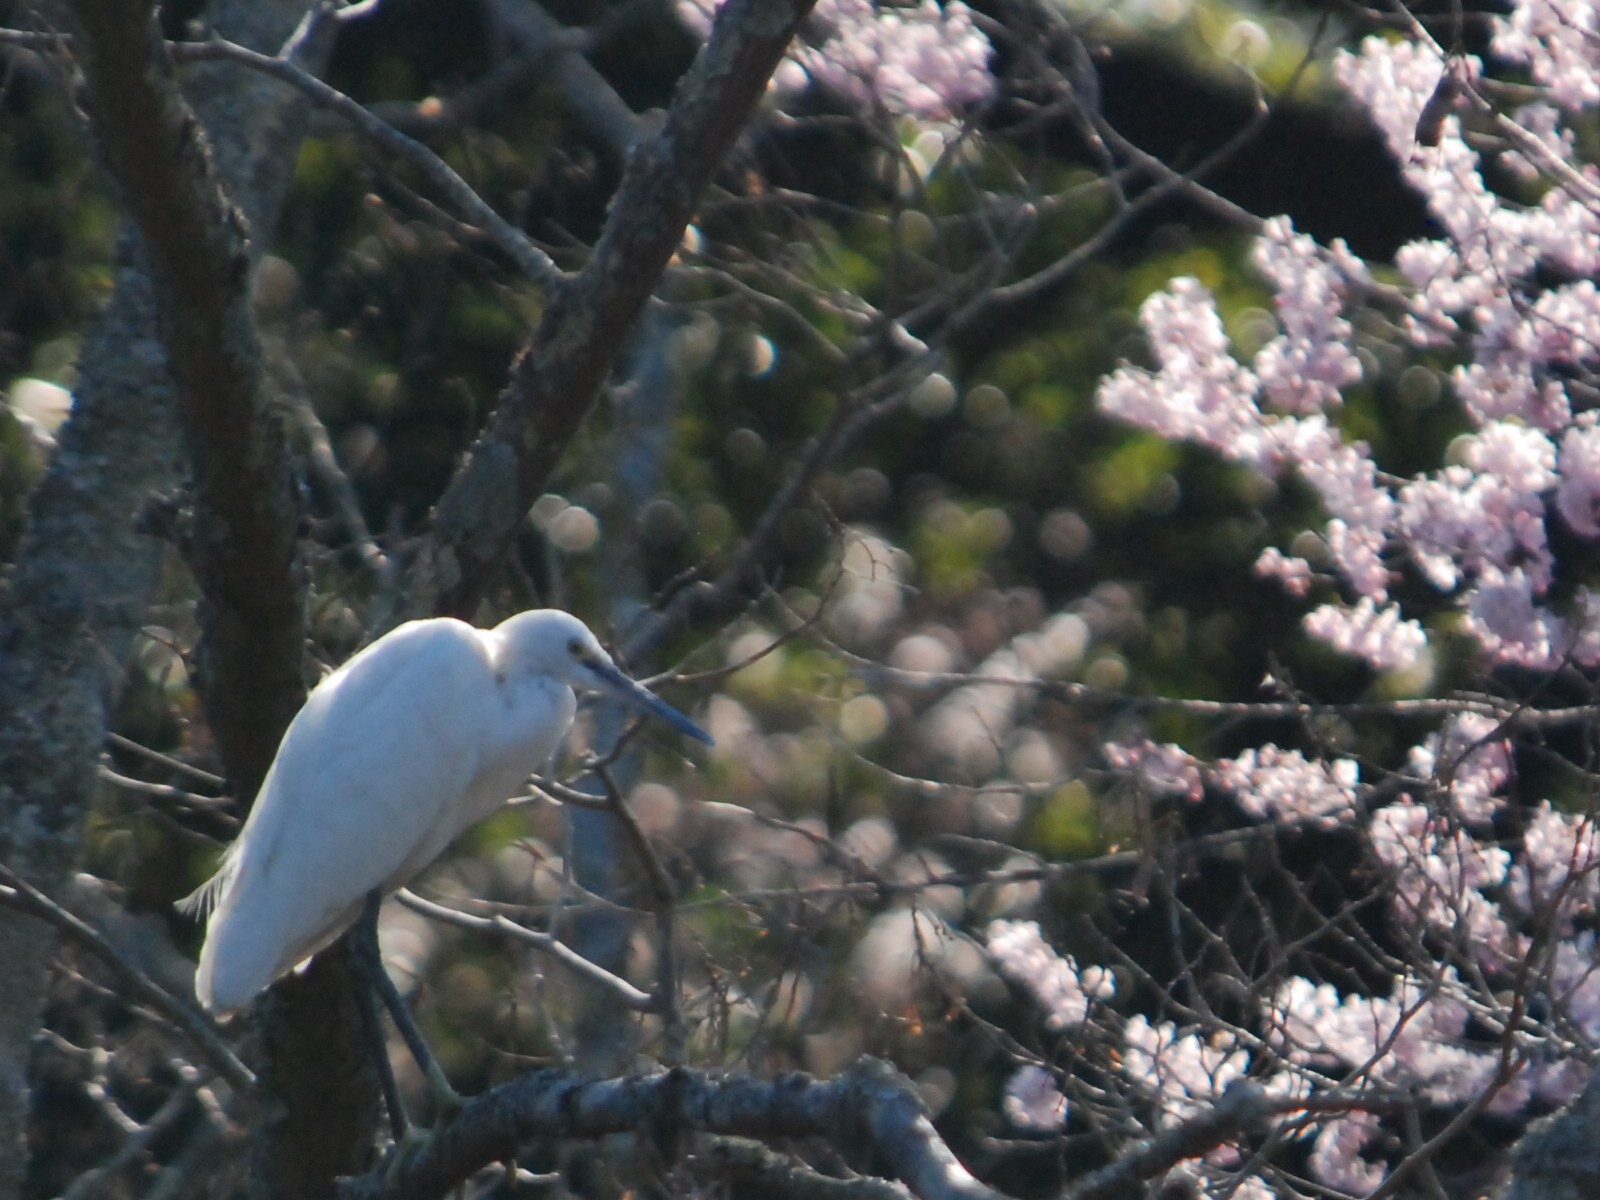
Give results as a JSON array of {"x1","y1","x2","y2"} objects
[
  {"x1": 276, "y1": 377, "x2": 388, "y2": 575},
  {"x1": 0, "y1": 867, "x2": 253, "y2": 1095},
  {"x1": 98, "y1": 765, "x2": 235, "y2": 815},
  {"x1": 395, "y1": 889, "x2": 656, "y2": 1011},
  {"x1": 57, "y1": 1072, "x2": 201, "y2": 1200},
  {"x1": 168, "y1": 37, "x2": 563, "y2": 287},
  {"x1": 804, "y1": 624, "x2": 1599, "y2": 727},
  {"x1": 106, "y1": 732, "x2": 225, "y2": 789},
  {"x1": 594, "y1": 763, "x2": 685, "y2": 1064},
  {"x1": 0, "y1": 27, "x2": 69, "y2": 51}
]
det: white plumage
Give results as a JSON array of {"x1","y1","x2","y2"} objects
[{"x1": 183, "y1": 609, "x2": 710, "y2": 1016}]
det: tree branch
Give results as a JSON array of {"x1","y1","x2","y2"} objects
[
  {"x1": 339, "y1": 1058, "x2": 1008, "y2": 1200},
  {"x1": 0, "y1": 1, "x2": 333, "y2": 1193},
  {"x1": 706, "y1": 1136, "x2": 914, "y2": 1200},
  {"x1": 0, "y1": 868, "x2": 253, "y2": 1095},
  {"x1": 485, "y1": 0, "x2": 643, "y2": 163},
  {"x1": 1064, "y1": 1083, "x2": 1287, "y2": 1200},
  {"x1": 395, "y1": 889, "x2": 657, "y2": 1012},
  {"x1": 1504, "y1": 1066, "x2": 1600, "y2": 1200},
  {"x1": 67, "y1": 0, "x2": 306, "y2": 799},
  {"x1": 409, "y1": 0, "x2": 819, "y2": 620},
  {"x1": 170, "y1": 36, "x2": 563, "y2": 287}
]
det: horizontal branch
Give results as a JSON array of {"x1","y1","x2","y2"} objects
[
  {"x1": 339, "y1": 1058, "x2": 1008, "y2": 1200},
  {"x1": 1065, "y1": 1083, "x2": 1287, "y2": 1200}
]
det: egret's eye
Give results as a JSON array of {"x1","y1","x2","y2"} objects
[{"x1": 568, "y1": 638, "x2": 585, "y2": 657}]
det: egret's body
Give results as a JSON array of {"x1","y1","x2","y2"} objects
[{"x1": 185, "y1": 609, "x2": 709, "y2": 1017}]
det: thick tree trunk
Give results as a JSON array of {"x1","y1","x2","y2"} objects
[
  {"x1": 0, "y1": 2, "x2": 324, "y2": 1194},
  {"x1": 65, "y1": 2, "x2": 383, "y2": 1196}
]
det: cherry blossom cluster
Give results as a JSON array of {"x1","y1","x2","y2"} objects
[
  {"x1": 1098, "y1": 15, "x2": 1600, "y2": 676},
  {"x1": 1061, "y1": 16, "x2": 1600, "y2": 1158},
  {"x1": 982, "y1": 918, "x2": 1294, "y2": 1197},
  {"x1": 675, "y1": 0, "x2": 994, "y2": 121},
  {"x1": 666, "y1": 0, "x2": 1600, "y2": 1189},
  {"x1": 1093, "y1": 702, "x2": 1600, "y2": 1191},
  {"x1": 1001, "y1": 1064, "x2": 1069, "y2": 1133},
  {"x1": 986, "y1": 919, "x2": 1115, "y2": 1031},
  {"x1": 1106, "y1": 736, "x2": 1360, "y2": 827},
  {"x1": 986, "y1": 919, "x2": 1111, "y2": 1131}
]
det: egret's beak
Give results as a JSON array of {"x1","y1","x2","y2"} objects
[{"x1": 583, "y1": 660, "x2": 714, "y2": 745}]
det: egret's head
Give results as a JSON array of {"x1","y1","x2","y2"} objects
[{"x1": 497, "y1": 610, "x2": 713, "y2": 745}]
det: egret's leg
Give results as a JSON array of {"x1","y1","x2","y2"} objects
[
  {"x1": 351, "y1": 935, "x2": 410, "y2": 1144},
  {"x1": 354, "y1": 892, "x2": 466, "y2": 1116}
]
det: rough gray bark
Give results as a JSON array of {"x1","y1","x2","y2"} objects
[
  {"x1": 1502, "y1": 1068, "x2": 1600, "y2": 1200},
  {"x1": 0, "y1": 1, "x2": 331, "y2": 1195},
  {"x1": 340, "y1": 1058, "x2": 1009, "y2": 1200},
  {"x1": 0, "y1": 244, "x2": 181, "y2": 1200}
]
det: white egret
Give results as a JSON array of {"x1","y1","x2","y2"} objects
[{"x1": 182, "y1": 609, "x2": 711, "y2": 1017}]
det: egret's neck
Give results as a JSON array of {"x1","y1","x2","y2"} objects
[{"x1": 474, "y1": 671, "x2": 576, "y2": 808}]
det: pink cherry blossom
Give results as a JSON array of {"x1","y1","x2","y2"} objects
[
  {"x1": 1071, "y1": 0, "x2": 1600, "y2": 1188},
  {"x1": 1102, "y1": 738, "x2": 1203, "y2": 802},
  {"x1": 1461, "y1": 568, "x2": 1570, "y2": 670},
  {"x1": 1268, "y1": 972, "x2": 1494, "y2": 1103},
  {"x1": 1302, "y1": 598, "x2": 1426, "y2": 672},
  {"x1": 1308, "y1": 1112, "x2": 1387, "y2": 1194},
  {"x1": 1002, "y1": 1065, "x2": 1068, "y2": 1131},
  {"x1": 1251, "y1": 217, "x2": 1366, "y2": 413},
  {"x1": 986, "y1": 920, "x2": 1114, "y2": 1029},
  {"x1": 1508, "y1": 803, "x2": 1600, "y2": 932},
  {"x1": 1557, "y1": 420, "x2": 1600, "y2": 538},
  {"x1": 1370, "y1": 800, "x2": 1512, "y2": 948},
  {"x1": 1254, "y1": 546, "x2": 1312, "y2": 597},
  {"x1": 1493, "y1": 0, "x2": 1600, "y2": 109},
  {"x1": 1404, "y1": 712, "x2": 1510, "y2": 823},
  {"x1": 677, "y1": 0, "x2": 994, "y2": 121},
  {"x1": 1210, "y1": 745, "x2": 1360, "y2": 828},
  {"x1": 1096, "y1": 278, "x2": 1266, "y2": 468},
  {"x1": 1121, "y1": 1016, "x2": 1251, "y2": 1124},
  {"x1": 781, "y1": 0, "x2": 994, "y2": 121}
]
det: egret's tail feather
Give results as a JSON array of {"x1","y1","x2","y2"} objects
[{"x1": 175, "y1": 851, "x2": 237, "y2": 919}]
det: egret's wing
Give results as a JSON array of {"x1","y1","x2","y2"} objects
[{"x1": 197, "y1": 619, "x2": 492, "y2": 1010}]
